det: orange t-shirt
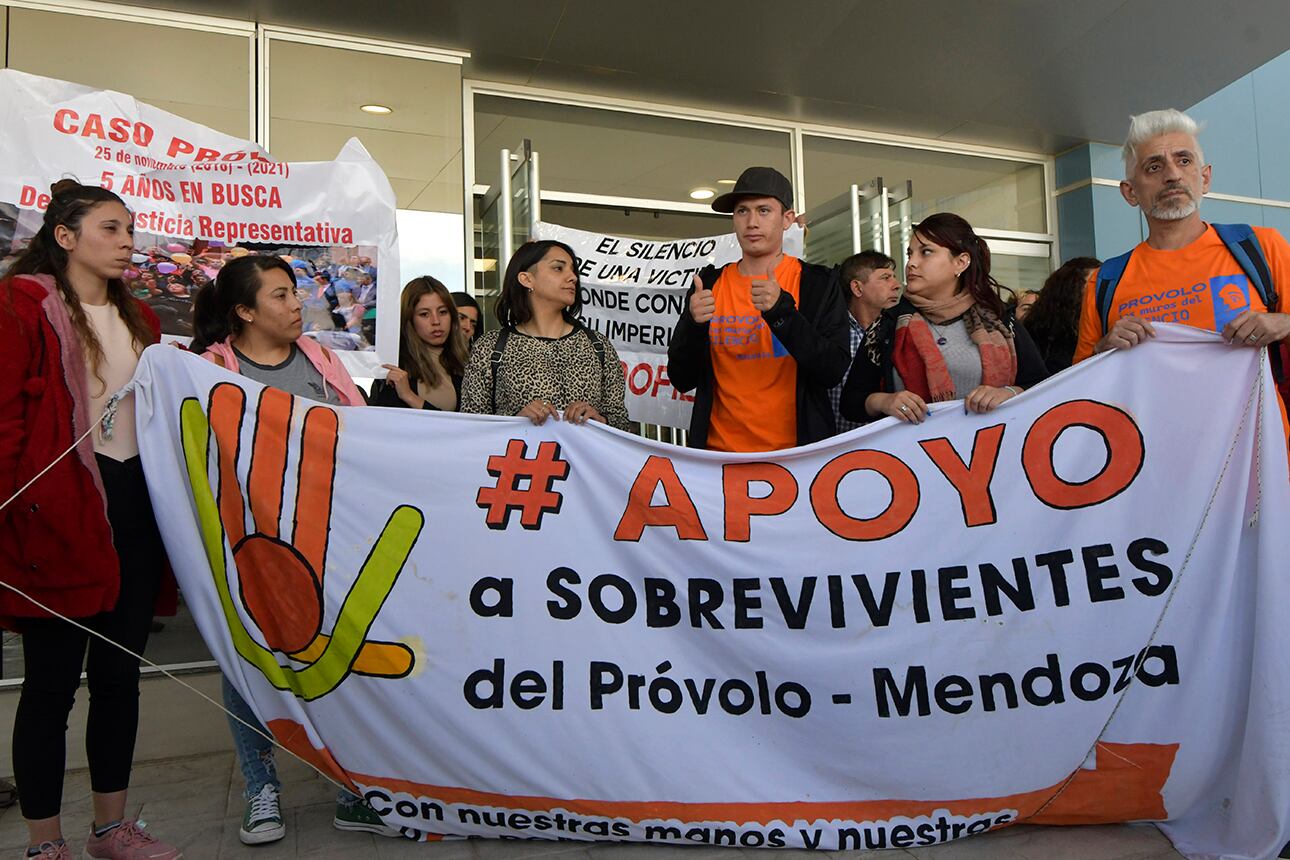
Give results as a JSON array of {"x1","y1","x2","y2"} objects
[
  {"x1": 1073, "y1": 224, "x2": 1290, "y2": 363},
  {"x1": 706, "y1": 256, "x2": 802, "y2": 452}
]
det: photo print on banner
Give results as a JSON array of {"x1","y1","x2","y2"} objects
[
  {"x1": 533, "y1": 221, "x2": 804, "y2": 428},
  {"x1": 0, "y1": 69, "x2": 399, "y2": 376}
]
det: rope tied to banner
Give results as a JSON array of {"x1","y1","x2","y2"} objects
[
  {"x1": 0, "y1": 382, "x2": 135, "y2": 517},
  {"x1": 1028, "y1": 348, "x2": 1269, "y2": 822},
  {"x1": 1247, "y1": 351, "x2": 1266, "y2": 527},
  {"x1": 0, "y1": 381, "x2": 354, "y2": 797}
]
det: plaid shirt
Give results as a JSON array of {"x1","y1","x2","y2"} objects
[{"x1": 828, "y1": 313, "x2": 866, "y2": 434}]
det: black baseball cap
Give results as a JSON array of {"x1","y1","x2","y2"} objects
[{"x1": 711, "y1": 166, "x2": 794, "y2": 214}]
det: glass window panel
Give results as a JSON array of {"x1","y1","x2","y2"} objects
[
  {"x1": 990, "y1": 250, "x2": 1053, "y2": 295},
  {"x1": 268, "y1": 39, "x2": 466, "y2": 355},
  {"x1": 268, "y1": 40, "x2": 463, "y2": 215},
  {"x1": 803, "y1": 135, "x2": 1047, "y2": 234},
  {"x1": 398, "y1": 209, "x2": 467, "y2": 290},
  {"x1": 475, "y1": 96, "x2": 792, "y2": 205},
  {"x1": 7, "y1": 8, "x2": 251, "y2": 139}
]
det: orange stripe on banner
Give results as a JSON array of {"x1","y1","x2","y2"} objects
[
  {"x1": 209, "y1": 384, "x2": 247, "y2": 547},
  {"x1": 1030, "y1": 741, "x2": 1175, "y2": 824},
  {"x1": 292, "y1": 406, "x2": 338, "y2": 583},
  {"x1": 266, "y1": 718, "x2": 353, "y2": 790},
  {"x1": 265, "y1": 719, "x2": 1174, "y2": 828},
  {"x1": 247, "y1": 387, "x2": 293, "y2": 539}
]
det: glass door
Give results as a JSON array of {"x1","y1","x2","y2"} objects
[
  {"x1": 856, "y1": 177, "x2": 890, "y2": 257},
  {"x1": 804, "y1": 178, "x2": 911, "y2": 267},
  {"x1": 504, "y1": 139, "x2": 540, "y2": 259},
  {"x1": 477, "y1": 139, "x2": 540, "y2": 330},
  {"x1": 887, "y1": 180, "x2": 914, "y2": 275},
  {"x1": 802, "y1": 184, "x2": 860, "y2": 266}
]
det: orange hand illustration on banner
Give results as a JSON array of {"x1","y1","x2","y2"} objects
[{"x1": 181, "y1": 382, "x2": 423, "y2": 700}]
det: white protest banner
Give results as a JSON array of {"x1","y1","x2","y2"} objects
[
  {"x1": 0, "y1": 69, "x2": 399, "y2": 376},
  {"x1": 132, "y1": 325, "x2": 1290, "y2": 858},
  {"x1": 533, "y1": 221, "x2": 804, "y2": 428}
]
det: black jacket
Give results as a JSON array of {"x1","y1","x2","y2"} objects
[
  {"x1": 840, "y1": 298, "x2": 1048, "y2": 423},
  {"x1": 368, "y1": 373, "x2": 463, "y2": 410},
  {"x1": 1026, "y1": 325, "x2": 1077, "y2": 376},
  {"x1": 666, "y1": 259, "x2": 850, "y2": 449}
]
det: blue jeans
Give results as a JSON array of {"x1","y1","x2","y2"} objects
[{"x1": 222, "y1": 675, "x2": 362, "y2": 806}]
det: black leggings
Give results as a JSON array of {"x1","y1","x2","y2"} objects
[{"x1": 12, "y1": 455, "x2": 165, "y2": 820}]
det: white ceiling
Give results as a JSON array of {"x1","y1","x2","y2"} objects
[
  {"x1": 12, "y1": 1, "x2": 1289, "y2": 224},
  {"x1": 136, "y1": 0, "x2": 1290, "y2": 152}
]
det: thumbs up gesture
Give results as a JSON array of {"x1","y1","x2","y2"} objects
[
  {"x1": 689, "y1": 273, "x2": 716, "y2": 324},
  {"x1": 750, "y1": 267, "x2": 782, "y2": 312}
]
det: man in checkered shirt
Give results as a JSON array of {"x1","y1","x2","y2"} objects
[{"x1": 829, "y1": 251, "x2": 901, "y2": 433}]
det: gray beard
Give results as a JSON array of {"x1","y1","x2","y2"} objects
[{"x1": 1149, "y1": 196, "x2": 1198, "y2": 221}]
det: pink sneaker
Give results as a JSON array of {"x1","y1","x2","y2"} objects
[
  {"x1": 82, "y1": 821, "x2": 181, "y2": 860},
  {"x1": 24, "y1": 841, "x2": 71, "y2": 859}
]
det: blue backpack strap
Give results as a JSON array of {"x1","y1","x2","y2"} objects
[
  {"x1": 1211, "y1": 224, "x2": 1284, "y2": 382},
  {"x1": 1212, "y1": 223, "x2": 1277, "y2": 311},
  {"x1": 1094, "y1": 225, "x2": 1283, "y2": 380},
  {"x1": 1094, "y1": 249, "x2": 1135, "y2": 335}
]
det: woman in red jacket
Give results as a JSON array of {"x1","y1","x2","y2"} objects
[{"x1": 0, "y1": 181, "x2": 181, "y2": 859}]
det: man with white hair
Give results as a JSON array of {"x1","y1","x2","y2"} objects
[{"x1": 1072, "y1": 108, "x2": 1290, "y2": 364}]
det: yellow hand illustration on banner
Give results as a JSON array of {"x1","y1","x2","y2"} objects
[{"x1": 181, "y1": 382, "x2": 423, "y2": 701}]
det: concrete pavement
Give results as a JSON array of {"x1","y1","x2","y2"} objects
[{"x1": 0, "y1": 673, "x2": 1185, "y2": 859}]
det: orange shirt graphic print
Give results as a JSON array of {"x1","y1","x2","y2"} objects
[
  {"x1": 706, "y1": 257, "x2": 802, "y2": 452},
  {"x1": 180, "y1": 382, "x2": 423, "y2": 700}
]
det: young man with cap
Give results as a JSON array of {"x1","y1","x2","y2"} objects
[{"x1": 667, "y1": 166, "x2": 850, "y2": 451}]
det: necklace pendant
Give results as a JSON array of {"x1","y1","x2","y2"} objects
[{"x1": 936, "y1": 336, "x2": 948, "y2": 345}]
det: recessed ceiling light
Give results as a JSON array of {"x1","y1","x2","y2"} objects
[
  {"x1": 717, "y1": 179, "x2": 737, "y2": 185},
  {"x1": 360, "y1": 104, "x2": 392, "y2": 115},
  {"x1": 689, "y1": 188, "x2": 715, "y2": 200}
]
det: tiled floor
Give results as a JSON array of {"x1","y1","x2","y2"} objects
[{"x1": 0, "y1": 750, "x2": 1185, "y2": 859}]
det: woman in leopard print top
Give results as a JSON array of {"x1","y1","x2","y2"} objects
[{"x1": 460, "y1": 240, "x2": 629, "y2": 430}]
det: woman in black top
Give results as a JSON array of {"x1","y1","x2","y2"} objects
[
  {"x1": 1024, "y1": 256, "x2": 1100, "y2": 375},
  {"x1": 371, "y1": 276, "x2": 469, "y2": 410}
]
